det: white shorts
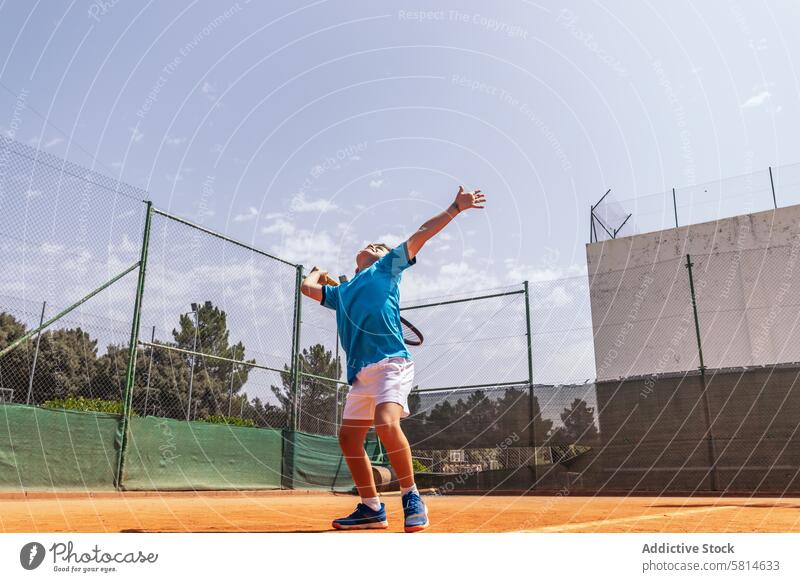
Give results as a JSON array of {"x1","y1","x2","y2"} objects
[{"x1": 342, "y1": 357, "x2": 415, "y2": 421}]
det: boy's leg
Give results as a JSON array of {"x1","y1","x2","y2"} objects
[
  {"x1": 373, "y1": 402, "x2": 414, "y2": 489},
  {"x1": 374, "y1": 402, "x2": 429, "y2": 532},
  {"x1": 332, "y1": 418, "x2": 388, "y2": 530},
  {"x1": 338, "y1": 418, "x2": 378, "y2": 498}
]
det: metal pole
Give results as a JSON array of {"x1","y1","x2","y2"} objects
[
  {"x1": 228, "y1": 346, "x2": 236, "y2": 417},
  {"x1": 334, "y1": 323, "x2": 341, "y2": 433},
  {"x1": 685, "y1": 255, "x2": 706, "y2": 372},
  {"x1": 26, "y1": 301, "x2": 46, "y2": 405},
  {"x1": 672, "y1": 188, "x2": 679, "y2": 228},
  {"x1": 685, "y1": 254, "x2": 718, "y2": 490},
  {"x1": 187, "y1": 310, "x2": 198, "y2": 421},
  {"x1": 115, "y1": 201, "x2": 153, "y2": 490},
  {"x1": 769, "y1": 166, "x2": 777, "y2": 209},
  {"x1": 143, "y1": 326, "x2": 155, "y2": 416},
  {"x1": 290, "y1": 265, "x2": 304, "y2": 431},
  {"x1": 523, "y1": 281, "x2": 535, "y2": 450}
]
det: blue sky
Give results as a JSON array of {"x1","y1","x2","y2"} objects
[
  {"x1": 1, "y1": 1, "x2": 799, "y2": 387},
  {"x1": 3, "y1": 1, "x2": 798, "y2": 287}
]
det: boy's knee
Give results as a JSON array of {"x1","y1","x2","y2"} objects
[{"x1": 374, "y1": 419, "x2": 402, "y2": 440}]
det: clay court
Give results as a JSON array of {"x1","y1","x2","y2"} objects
[{"x1": 2, "y1": 491, "x2": 799, "y2": 533}]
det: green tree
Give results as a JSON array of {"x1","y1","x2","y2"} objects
[
  {"x1": 95, "y1": 301, "x2": 254, "y2": 420},
  {"x1": 271, "y1": 343, "x2": 342, "y2": 434},
  {"x1": 549, "y1": 398, "x2": 599, "y2": 444},
  {"x1": 31, "y1": 328, "x2": 99, "y2": 402},
  {"x1": 494, "y1": 386, "x2": 553, "y2": 446},
  {"x1": 0, "y1": 313, "x2": 33, "y2": 402}
]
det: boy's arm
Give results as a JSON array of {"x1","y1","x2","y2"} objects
[
  {"x1": 300, "y1": 266, "x2": 328, "y2": 302},
  {"x1": 406, "y1": 186, "x2": 486, "y2": 259}
]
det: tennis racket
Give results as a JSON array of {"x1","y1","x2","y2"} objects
[{"x1": 320, "y1": 272, "x2": 424, "y2": 346}]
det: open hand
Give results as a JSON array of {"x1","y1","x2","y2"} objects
[{"x1": 453, "y1": 185, "x2": 486, "y2": 212}]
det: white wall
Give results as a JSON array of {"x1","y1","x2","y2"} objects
[{"x1": 587, "y1": 204, "x2": 800, "y2": 381}]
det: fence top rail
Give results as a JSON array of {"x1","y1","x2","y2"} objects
[
  {"x1": 401, "y1": 288, "x2": 525, "y2": 311},
  {"x1": 298, "y1": 371, "x2": 350, "y2": 386},
  {"x1": 138, "y1": 340, "x2": 287, "y2": 375},
  {"x1": 412, "y1": 380, "x2": 531, "y2": 394},
  {"x1": 151, "y1": 207, "x2": 299, "y2": 268}
]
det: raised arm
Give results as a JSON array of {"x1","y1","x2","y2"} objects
[
  {"x1": 300, "y1": 266, "x2": 328, "y2": 302},
  {"x1": 406, "y1": 186, "x2": 486, "y2": 259}
]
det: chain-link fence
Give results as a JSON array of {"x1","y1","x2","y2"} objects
[
  {"x1": 0, "y1": 136, "x2": 147, "y2": 408},
  {"x1": 4, "y1": 135, "x2": 800, "y2": 495},
  {"x1": 591, "y1": 162, "x2": 800, "y2": 242},
  {"x1": 135, "y1": 209, "x2": 299, "y2": 427},
  {"x1": 296, "y1": 281, "x2": 346, "y2": 436}
]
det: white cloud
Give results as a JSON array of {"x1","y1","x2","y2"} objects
[
  {"x1": 503, "y1": 258, "x2": 587, "y2": 283},
  {"x1": 43, "y1": 137, "x2": 63, "y2": 148},
  {"x1": 271, "y1": 230, "x2": 341, "y2": 268},
  {"x1": 165, "y1": 136, "x2": 187, "y2": 146},
  {"x1": 234, "y1": 206, "x2": 259, "y2": 222},
  {"x1": 25, "y1": 189, "x2": 41, "y2": 199},
  {"x1": 741, "y1": 90, "x2": 771, "y2": 109},
  {"x1": 129, "y1": 126, "x2": 144, "y2": 143},
  {"x1": 289, "y1": 192, "x2": 337, "y2": 213},
  {"x1": 40, "y1": 242, "x2": 64, "y2": 255},
  {"x1": 401, "y1": 261, "x2": 501, "y2": 301},
  {"x1": 370, "y1": 233, "x2": 404, "y2": 248},
  {"x1": 262, "y1": 218, "x2": 295, "y2": 235},
  {"x1": 369, "y1": 179, "x2": 384, "y2": 189},
  {"x1": 202, "y1": 81, "x2": 215, "y2": 94}
]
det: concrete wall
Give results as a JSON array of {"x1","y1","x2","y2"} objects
[{"x1": 587, "y1": 204, "x2": 800, "y2": 381}]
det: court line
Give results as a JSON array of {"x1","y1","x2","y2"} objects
[{"x1": 516, "y1": 505, "x2": 744, "y2": 532}]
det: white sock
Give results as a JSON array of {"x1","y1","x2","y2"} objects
[
  {"x1": 401, "y1": 484, "x2": 418, "y2": 497},
  {"x1": 361, "y1": 496, "x2": 381, "y2": 512}
]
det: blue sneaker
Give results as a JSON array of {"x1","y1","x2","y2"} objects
[
  {"x1": 402, "y1": 491, "x2": 429, "y2": 533},
  {"x1": 332, "y1": 503, "x2": 389, "y2": 530}
]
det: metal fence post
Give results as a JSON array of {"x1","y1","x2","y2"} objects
[
  {"x1": 114, "y1": 201, "x2": 153, "y2": 490},
  {"x1": 685, "y1": 254, "x2": 718, "y2": 491},
  {"x1": 672, "y1": 188, "x2": 678, "y2": 228},
  {"x1": 25, "y1": 301, "x2": 46, "y2": 405},
  {"x1": 523, "y1": 281, "x2": 539, "y2": 488},
  {"x1": 769, "y1": 166, "x2": 777, "y2": 209},
  {"x1": 523, "y1": 281, "x2": 535, "y2": 446},
  {"x1": 290, "y1": 264, "x2": 304, "y2": 431}
]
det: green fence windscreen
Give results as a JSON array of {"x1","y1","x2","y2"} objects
[
  {"x1": 121, "y1": 417, "x2": 284, "y2": 490},
  {"x1": 284, "y1": 431, "x2": 383, "y2": 492},
  {"x1": 0, "y1": 404, "x2": 119, "y2": 491}
]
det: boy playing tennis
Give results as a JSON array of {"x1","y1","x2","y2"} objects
[{"x1": 301, "y1": 186, "x2": 486, "y2": 532}]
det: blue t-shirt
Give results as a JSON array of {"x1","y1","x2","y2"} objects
[{"x1": 320, "y1": 242, "x2": 415, "y2": 384}]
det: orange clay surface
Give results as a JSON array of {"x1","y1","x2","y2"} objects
[{"x1": 1, "y1": 491, "x2": 799, "y2": 533}]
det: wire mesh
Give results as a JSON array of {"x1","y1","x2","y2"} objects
[
  {"x1": 298, "y1": 287, "x2": 345, "y2": 436},
  {"x1": 592, "y1": 162, "x2": 800, "y2": 242},
  {"x1": 406, "y1": 382, "x2": 600, "y2": 482},
  {"x1": 528, "y1": 275, "x2": 595, "y2": 384},
  {"x1": 0, "y1": 136, "x2": 146, "y2": 407},
  {"x1": 136, "y1": 211, "x2": 299, "y2": 425},
  {"x1": 691, "y1": 243, "x2": 800, "y2": 370},
  {"x1": 400, "y1": 285, "x2": 530, "y2": 390},
  {"x1": 589, "y1": 256, "x2": 697, "y2": 381}
]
